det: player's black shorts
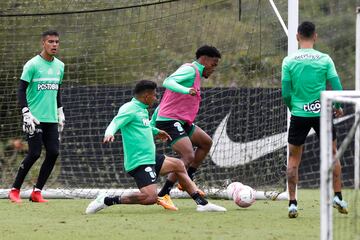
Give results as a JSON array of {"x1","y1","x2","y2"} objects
[
  {"x1": 127, "y1": 154, "x2": 165, "y2": 189},
  {"x1": 288, "y1": 115, "x2": 336, "y2": 146},
  {"x1": 155, "y1": 120, "x2": 195, "y2": 146}
]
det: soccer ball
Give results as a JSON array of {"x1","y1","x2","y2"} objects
[
  {"x1": 233, "y1": 185, "x2": 256, "y2": 208},
  {"x1": 226, "y1": 182, "x2": 244, "y2": 199}
]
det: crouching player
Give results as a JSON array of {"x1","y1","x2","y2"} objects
[{"x1": 85, "y1": 80, "x2": 226, "y2": 214}]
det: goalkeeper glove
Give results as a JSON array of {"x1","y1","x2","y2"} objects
[
  {"x1": 22, "y1": 107, "x2": 40, "y2": 135},
  {"x1": 58, "y1": 107, "x2": 65, "y2": 132}
]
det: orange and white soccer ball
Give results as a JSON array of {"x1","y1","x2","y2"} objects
[{"x1": 233, "y1": 185, "x2": 256, "y2": 208}]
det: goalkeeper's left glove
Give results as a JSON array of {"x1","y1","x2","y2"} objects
[{"x1": 58, "y1": 107, "x2": 65, "y2": 132}]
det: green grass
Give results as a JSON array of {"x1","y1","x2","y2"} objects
[{"x1": 0, "y1": 189, "x2": 357, "y2": 240}]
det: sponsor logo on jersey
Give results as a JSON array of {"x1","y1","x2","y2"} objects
[
  {"x1": 37, "y1": 83, "x2": 59, "y2": 91},
  {"x1": 294, "y1": 54, "x2": 320, "y2": 60},
  {"x1": 303, "y1": 100, "x2": 321, "y2": 113},
  {"x1": 143, "y1": 118, "x2": 150, "y2": 126}
]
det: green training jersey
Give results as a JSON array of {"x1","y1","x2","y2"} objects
[
  {"x1": 281, "y1": 48, "x2": 339, "y2": 117},
  {"x1": 105, "y1": 98, "x2": 160, "y2": 172},
  {"x1": 21, "y1": 55, "x2": 65, "y2": 122}
]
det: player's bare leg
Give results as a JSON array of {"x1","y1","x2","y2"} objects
[
  {"x1": 158, "y1": 156, "x2": 226, "y2": 212},
  {"x1": 157, "y1": 137, "x2": 194, "y2": 197},
  {"x1": 189, "y1": 126, "x2": 212, "y2": 169},
  {"x1": 332, "y1": 140, "x2": 348, "y2": 214},
  {"x1": 85, "y1": 184, "x2": 158, "y2": 214},
  {"x1": 287, "y1": 144, "x2": 303, "y2": 218}
]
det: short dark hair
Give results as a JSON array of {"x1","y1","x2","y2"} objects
[
  {"x1": 297, "y1": 21, "x2": 315, "y2": 38},
  {"x1": 133, "y1": 80, "x2": 157, "y2": 95},
  {"x1": 42, "y1": 30, "x2": 59, "y2": 39},
  {"x1": 196, "y1": 45, "x2": 221, "y2": 59}
]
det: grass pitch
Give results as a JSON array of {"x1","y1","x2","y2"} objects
[{"x1": 0, "y1": 189, "x2": 356, "y2": 240}]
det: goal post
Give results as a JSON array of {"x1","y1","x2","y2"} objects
[
  {"x1": 320, "y1": 90, "x2": 360, "y2": 240},
  {"x1": 355, "y1": 6, "x2": 360, "y2": 190}
]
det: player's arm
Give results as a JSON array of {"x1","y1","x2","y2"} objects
[
  {"x1": 18, "y1": 62, "x2": 40, "y2": 134},
  {"x1": 163, "y1": 65, "x2": 196, "y2": 95},
  {"x1": 57, "y1": 86, "x2": 65, "y2": 132},
  {"x1": 154, "y1": 129, "x2": 172, "y2": 142},
  {"x1": 149, "y1": 107, "x2": 172, "y2": 141},
  {"x1": 328, "y1": 76, "x2": 343, "y2": 110},
  {"x1": 327, "y1": 57, "x2": 343, "y2": 116},
  {"x1": 18, "y1": 80, "x2": 29, "y2": 109},
  {"x1": 150, "y1": 106, "x2": 159, "y2": 128},
  {"x1": 103, "y1": 108, "x2": 134, "y2": 143},
  {"x1": 281, "y1": 59, "x2": 292, "y2": 110}
]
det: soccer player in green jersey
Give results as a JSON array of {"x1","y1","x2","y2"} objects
[
  {"x1": 153, "y1": 45, "x2": 221, "y2": 210},
  {"x1": 281, "y1": 21, "x2": 348, "y2": 218},
  {"x1": 85, "y1": 80, "x2": 226, "y2": 214},
  {"x1": 8, "y1": 30, "x2": 65, "y2": 203}
]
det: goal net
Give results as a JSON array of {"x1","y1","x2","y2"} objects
[
  {"x1": 320, "y1": 91, "x2": 360, "y2": 240},
  {"x1": 0, "y1": 1, "x2": 356, "y2": 200}
]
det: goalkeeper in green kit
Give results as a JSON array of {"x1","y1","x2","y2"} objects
[
  {"x1": 8, "y1": 30, "x2": 65, "y2": 203},
  {"x1": 281, "y1": 21, "x2": 348, "y2": 218},
  {"x1": 85, "y1": 80, "x2": 226, "y2": 214}
]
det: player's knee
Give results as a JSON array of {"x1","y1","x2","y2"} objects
[
  {"x1": 286, "y1": 167, "x2": 297, "y2": 180},
  {"x1": 142, "y1": 194, "x2": 158, "y2": 205},
  {"x1": 28, "y1": 150, "x2": 42, "y2": 160},
  {"x1": 182, "y1": 152, "x2": 195, "y2": 165},
  {"x1": 203, "y1": 137, "x2": 213, "y2": 151},
  {"x1": 332, "y1": 148, "x2": 337, "y2": 157},
  {"x1": 197, "y1": 136, "x2": 212, "y2": 152},
  {"x1": 46, "y1": 147, "x2": 59, "y2": 159},
  {"x1": 174, "y1": 160, "x2": 186, "y2": 173}
]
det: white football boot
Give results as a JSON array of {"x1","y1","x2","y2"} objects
[
  {"x1": 288, "y1": 204, "x2": 298, "y2": 218},
  {"x1": 333, "y1": 196, "x2": 348, "y2": 214},
  {"x1": 196, "y1": 202, "x2": 227, "y2": 212},
  {"x1": 86, "y1": 194, "x2": 108, "y2": 214}
]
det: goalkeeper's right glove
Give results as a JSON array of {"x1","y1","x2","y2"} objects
[{"x1": 22, "y1": 107, "x2": 40, "y2": 135}]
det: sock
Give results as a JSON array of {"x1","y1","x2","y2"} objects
[
  {"x1": 187, "y1": 167, "x2": 197, "y2": 181},
  {"x1": 191, "y1": 192, "x2": 208, "y2": 206},
  {"x1": 289, "y1": 199, "x2": 297, "y2": 207},
  {"x1": 34, "y1": 187, "x2": 41, "y2": 192},
  {"x1": 104, "y1": 196, "x2": 121, "y2": 206},
  {"x1": 158, "y1": 180, "x2": 175, "y2": 197},
  {"x1": 335, "y1": 192, "x2": 342, "y2": 200}
]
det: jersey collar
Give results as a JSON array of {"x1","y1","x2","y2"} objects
[
  {"x1": 132, "y1": 97, "x2": 148, "y2": 108},
  {"x1": 192, "y1": 61, "x2": 205, "y2": 76}
]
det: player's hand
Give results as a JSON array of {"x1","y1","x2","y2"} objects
[
  {"x1": 103, "y1": 135, "x2": 115, "y2": 143},
  {"x1": 58, "y1": 107, "x2": 65, "y2": 132},
  {"x1": 189, "y1": 88, "x2": 197, "y2": 96},
  {"x1": 156, "y1": 130, "x2": 172, "y2": 142},
  {"x1": 334, "y1": 107, "x2": 344, "y2": 118},
  {"x1": 22, "y1": 107, "x2": 40, "y2": 135}
]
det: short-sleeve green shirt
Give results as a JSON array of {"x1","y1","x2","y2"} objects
[
  {"x1": 21, "y1": 55, "x2": 65, "y2": 122},
  {"x1": 281, "y1": 48, "x2": 338, "y2": 117}
]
